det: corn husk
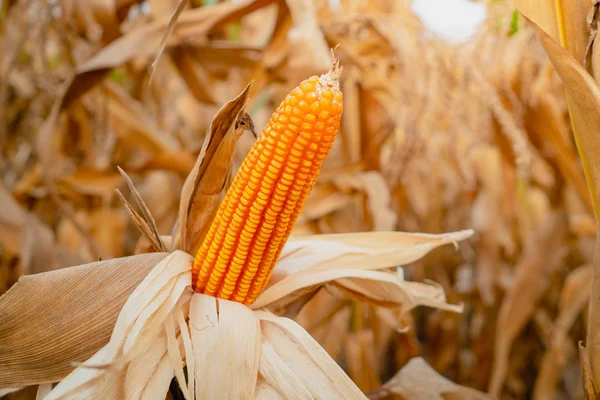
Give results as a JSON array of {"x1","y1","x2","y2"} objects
[{"x1": 26, "y1": 225, "x2": 470, "y2": 399}]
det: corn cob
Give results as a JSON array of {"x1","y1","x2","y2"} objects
[{"x1": 192, "y1": 59, "x2": 343, "y2": 305}]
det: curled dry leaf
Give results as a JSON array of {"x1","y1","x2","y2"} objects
[
  {"x1": 522, "y1": 20, "x2": 600, "y2": 214},
  {"x1": 0, "y1": 252, "x2": 168, "y2": 388},
  {"x1": 174, "y1": 82, "x2": 253, "y2": 254},
  {"x1": 366, "y1": 357, "x2": 492, "y2": 400}
]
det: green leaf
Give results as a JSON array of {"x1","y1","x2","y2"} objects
[{"x1": 509, "y1": 10, "x2": 520, "y2": 36}]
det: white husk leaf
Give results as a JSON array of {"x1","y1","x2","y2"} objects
[
  {"x1": 190, "y1": 294, "x2": 261, "y2": 398},
  {"x1": 256, "y1": 311, "x2": 367, "y2": 399},
  {"x1": 252, "y1": 230, "x2": 472, "y2": 311}
]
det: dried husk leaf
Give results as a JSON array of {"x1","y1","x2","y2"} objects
[
  {"x1": 0, "y1": 252, "x2": 168, "y2": 388},
  {"x1": 251, "y1": 230, "x2": 472, "y2": 312},
  {"x1": 366, "y1": 357, "x2": 492, "y2": 400},
  {"x1": 38, "y1": 244, "x2": 378, "y2": 399},
  {"x1": 103, "y1": 82, "x2": 184, "y2": 155},
  {"x1": 190, "y1": 294, "x2": 261, "y2": 399},
  {"x1": 256, "y1": 311, "x2": 367, "y2": 399},
  {"x1": 174, "y1": 83, "x2": 252, "y2": 254},
  {"x1": 44, "y1": 251, "x2": 192, "y2": 399},
  {"x1": 526, "y1": 93, "x2": 593, "y2": 213}
]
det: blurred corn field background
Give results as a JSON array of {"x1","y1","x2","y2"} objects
[{"x1": 0, "y1": 0, "x2": 593, "y2": 399}]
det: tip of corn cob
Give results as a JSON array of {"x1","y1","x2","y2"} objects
[{"x1": 316, "y1": 48, "x2": 343, "y2": 95}]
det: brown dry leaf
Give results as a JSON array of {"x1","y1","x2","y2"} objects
[
  {"x1": 0, "y1": 252, "x2": 168, "y2": 388},
  {"x1": 284, "y1": 0, "x2": 331, "y2": 75},
  {"x1": 36, "y1": 0, "x2": 276, "y2": 172},
  {"x1": 103, "y1": 81, "x2": 183, "y2": 154},
  {"x1": 470, "y1": 145, "x2": 504, "y2": 305},
  {"x1": 344, "y1": 330, "x2": 382, "y2": 393},
  {"x1": 526, "y1": 93, "x2": 593, "y2": 213},
  {"x1": 296, "y1": 289, "x2": 350, "y2": 357},
  {"x1": 515, "y1": 0, "x2": 587, "y2": 61},
  {"x1": 148, "y1": 0, "x2": 188, "y2": 84},
  {"x1": 0, "y1": 183, "x2": 84, "y2": 283},
  {"x1": 253, "y1": 0, "x2": 331, "y2": 98},
  {"x1": 579, "y1": 342, "x2": 597, "y2": 399},
  {"x1": 135, "y1": 171, "x2": 182, "y2": 235},
  {"x1": 366, "y1": 357, "x2": 492, "y2": 400},
  {"x1": 116, "y1": 166, "x2": 165, "y2": 253},
  {"x1": 489, "y1": 212, "x2": 567, "y2": 396},
  {"x1": 297, "y1": 183, "x2": 353, "y2": 224},
  {"x1": 88, "y1": 209, "x2": 128, "y2": 259},
  {"x1": 528, "y1": 0, "x2": 590, "y2": 64},
  {"x1": 331, "y1": 172, "x2": 397, "y2": 231},
  {"x1": 534, "y1": 265, "x2": 592, "y2": 399},
  {"x1": 172, "y1": 47, "x2": 217, "y2": 105},
  {"x1": 174, "y1": 83, "x2": 252, "y2": 254},
  {"x1": 58, "y1": 169, "x2": 123, "y2": 198}
]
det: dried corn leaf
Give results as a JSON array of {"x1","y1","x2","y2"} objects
[
  {"x1": 36, "y1": 0, "x2": 275, "y2": 171},
  {"x1": 58, "y1": 169, "x2": 123, "y2": 198},
  {"x1": 517, "y1": 0, "x2": 590, "y2": 63},
  {"x1": 534, "y1": 265, "x2": 592, "y2": 399},
  {"x1": 524, "y1": 17, "x2": 600, "y2": 386},
  {"x1": 116, "y1": 166, "x2": 165, "y2": 252},
  {"x1": 579, "y1": 342, "x2": 597, "y2": 399},
  {"x1": 0, "y1": 252, "x2": 168, "y2": 388},
  {"x1": 174, "y1": 83, "x2": 252, "y2": 254},
  {"x1": 344, "y1": 330, "x2": 382, "y2": 392},
  {"x1": 104, "y1": 81, "x2": 183, "y2": 154},
  {"x1": 0, "y1": 183, "x2": 84, "y2": 281},
  {"x1": 367, "y1": 357, "x2": 492, "y2": 400},
  {"x1": 489, "y1": 213, "x2": 567, "y2": 396}
]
